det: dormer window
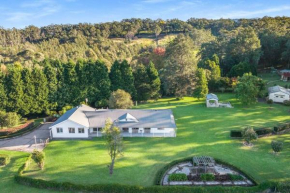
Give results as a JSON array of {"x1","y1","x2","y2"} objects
[{"x1": 118, "y1": 113, "x2": 138, "y2": 122}]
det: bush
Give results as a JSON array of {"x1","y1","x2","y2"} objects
[
  {"x1": 254, "y1": 127, "x2": 273, "y2": 136},
  {"x1": 274, "y1": 123, "x2": 290, "y2": 133},
  {"x1": 109, "y1": 89, "x2": 133, "y2": 109},
  {"x1": 32, "y1": 150, "x2": 45, "y2": 170},
  {"x1": 200, "y1": 173, "x2": 215, "y2": 181},
  {"x1": 168, "y1": 173, "x2": 188, "y2": 182},
  {"x1": 242, "y1": 127, "x2": 258, "y2": 144},
  {"x1": 18, "y1": 154, "x2": 32, "y2": 175},
  {"x1": 266, "y1": 99, "x2": 273, "y2": 104},
  {"x1": 0, "y1": 154, "x2": 10, "y2": 166},
  {"x1": 3, "y1": 112, "x2": 21, "y2": 127},
  {"x1": 271, "y1": 140, "x2": 283, "y2": 153},
  {"x1": 283, "y1": 100, "x2": 290, "y2": 106},
  {"x1": 229, "y1": 174, "x2": 244, "y2": 181},
  {"x1": 230, "y1": 130, "x2": 242, "y2": 138}
]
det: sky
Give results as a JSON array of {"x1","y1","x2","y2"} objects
[{"x1": 0, "y1": 0, "x2": 290, "y2": 29}]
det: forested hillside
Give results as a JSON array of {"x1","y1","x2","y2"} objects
[{"x1": 0, "y1": 17, "x2": 289, "y2": 118}]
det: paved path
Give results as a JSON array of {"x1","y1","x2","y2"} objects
[{"x1": 0, "y1": 123, "x2": 51, "y2": 152}]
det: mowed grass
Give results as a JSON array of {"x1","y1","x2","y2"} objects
[
  {"x1": 259, "y1": 72, "x2": 290, "y2": 88},
  {"x1": 0, "y1": 150, "x2": 54, "y2": 193},
  {"x1": 24, "y1": 93, "x2": 290, "y2": 187}
]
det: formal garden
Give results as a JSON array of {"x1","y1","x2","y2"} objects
[{"x1": 0, "y1": 93, "x2": 288, "y2": 192}]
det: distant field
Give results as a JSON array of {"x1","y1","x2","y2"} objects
[
  {"x1": 23, "y1": 94, "x2": 290, "y2": 188},
  {"x1": 258, "y1": 72, "x2": 290, "y2": 88}
]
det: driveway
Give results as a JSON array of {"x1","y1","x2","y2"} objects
[{"x1": 0, "y1": 123, "x2": 51, "y2": 152}]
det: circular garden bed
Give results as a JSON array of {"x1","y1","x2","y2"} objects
[{"x1": 161, "y1": 156, "x2": 255, "y2": 187}]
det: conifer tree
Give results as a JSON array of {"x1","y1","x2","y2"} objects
[
  {"x1": 0, "y1": 70, "x2": 7, "y2": 111},
  {"x1": 21, "y1": 68, "x2": 34, "y2": 115},
  {"x1": 147, "y1": 62, "x2": 161, "y2": 99},
  {"x1": 134, "y1": 64, "x2": 151, "y2": 101},
  {"x1": 5, "y1": 67, "x2": 24, "y2": 114},
  {"x1": 109, "y1": 60, "x2": 124, "y2": 92},
  {"x1": 44, "y1": 63, "x2": 58, "y2": 110},
  {"x1": 193, "y1": 68, "x2": 208, "y2": 100}
]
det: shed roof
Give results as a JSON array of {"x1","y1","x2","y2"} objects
[
  {"x1": 268, "y1": 86, "x2": 290, "y2": 95},
  {"x1": 206, "y1": 93, "x2": 218, "y2": 100}
]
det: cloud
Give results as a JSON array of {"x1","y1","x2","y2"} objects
[
  {"x1": 6, "y1": 12, "x2": 33, "y2": 22},
  {"x1": 219, "y1": 5, "x2": 290, "y2": 18}
]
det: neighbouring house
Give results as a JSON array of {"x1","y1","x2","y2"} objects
[
  {"x1": 268, "y1": 85, "x2": 290, "y2": 103},
  {"x1": 49, "y1": 104, "x2": 177, "y2": 139},
  {"x1": 206, "y1": 93, "x2": 219, "y2": 107},
  {"x1": 279, "y1": 69, "x2": 290, "y2": 81}
]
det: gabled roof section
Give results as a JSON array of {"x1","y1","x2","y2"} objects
[
  {"x1": 118, "y1": 113, "x2": 138, "y2": 122},
  {"x1": 50, "y1": 104, "x2": 95, "y2": 127},
  {"x1": 268, "y1": 86, "x2": 290, "y2": 95},
  {"x1": 206, "y1": 93, "x2": 218, "y2": 100}
]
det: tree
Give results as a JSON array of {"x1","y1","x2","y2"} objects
[
  {"x1": 102, "y1": 118, "x2": 123, "y2": 175},
  {"x1": 242, "y1": 127, "x2": 258, "y2": 145},
  {"x1": 160, "y1": 34, "x2": 197, "y2": 98},
  {"x1": 44, "y1": 62, "x2": 58, "y2": 110},
  {"x1": 32, "y1": 150, "x2": 45, "y2": 170},
  {"x1": 271, "y1": 140, "x2": 283, "y2": 154},
  {"x1": 21, "y1": 68, "x2": 34, "y2": 115},
  {"x1": 235, "y1": 73, "x2": 265, "y2": 106},
  {"x1": 147, "y1": 62, "x2": 161, "y2": 100},
  {"x1": 5, "y1": 67, "x2": 24, "y2": 114},
  {"x1": 0, "y1": 111, "x2": 6, "y2": 128},
  {"x1": 0, "y1": 70, "x2": 7, "y2": 111},
  {"x1": 193, "y1": 68, "x2": 208, "y2": 99},
  {"x1": 110, "y1": 60, "x2": 136, "y2": 99},
  {"x1": 109, "y1": 89, "x2": 133, "y2": 109},
  {"x1": 3, "y1": 112, "x2": 20, "y2": 127},
  {"x1": 134, "y1": 64, "x2": 151, "y2": 101},
  {"x1": 228, "y1": 62, "x2": 254, "y2": 78}
]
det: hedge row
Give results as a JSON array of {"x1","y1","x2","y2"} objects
[
  {"x1": 230, "y1": 122, "x2": 290, "y2": 138},
  {"x1": 0, "y1": 122, "x2": 41, "y2": 139},
  {"x1": 0, "y1": 154, "x2": 10, "y2": 166},
  {"x1": 14, "y1": 175, "x2": 274, "y2": 193},
  {"x1": 168, "y1": 173, "x2": 187, "y2": 182},
  {"x1": 18, "y1": 154, "x2": 32, "y2": 175}
]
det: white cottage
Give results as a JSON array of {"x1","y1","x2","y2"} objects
[
  {"x1": 268, "y1": 86, "x2": 290, "y2": 103},
  {"x1": 49, "y1": 104, "x2": 177, "y2": 139}
]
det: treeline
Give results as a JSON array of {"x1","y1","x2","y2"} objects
[
  {"x1": 0, "y1": 17, "x2": 289, "y2": 69},
  {"x1": 0, "y1": 59, "x2": 160, "y2": 116}
]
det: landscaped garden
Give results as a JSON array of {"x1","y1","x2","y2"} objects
[{"x1": 13, "y1": 93, "x2": 289, "y2": 191}]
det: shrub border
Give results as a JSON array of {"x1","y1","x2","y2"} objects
[
  {"x1": 0, "y1": 122, "x2": 42, "y2": 140},
  {"x1": 0, "y1": 154, "x2": 10, "y2": 166}
]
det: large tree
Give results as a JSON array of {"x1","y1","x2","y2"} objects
[
  {"x1": 0, "y1": 70, "x2": 7, "y2": 111},
  {"x1": 160, "y1": 34, "x2": 197, "y2": 98},
  {"x1": 147, "y1": 62, "x2": 161, "y2": 99},
  {"x1": 235, "y1": 73, "x2": 265, "y2": 106},
  {"x1": 134, "y1": 64, "x2": 151, "y2": 101},
  {"x1": 102, "y1": 118, "x2": 123, "y2": 175},
  {"x1": 109, "y1": 89, "x2": 133, "y2": 109},
  {"x1": 44, "y1": 62, "x2": 58, "y2": 110},
  {"x1": 21, "y1": 68, "x2": 34, "y2": 115},
  {"x1": 193, "y1": 68, "x2": 208, "y2": 99}
]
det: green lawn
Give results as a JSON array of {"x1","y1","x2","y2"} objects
[
  {"x1": 258, "y1": 72, "x2": 290, "y2": 88},
  {"x1": 23, "y1": 94, "x2": 290, "y2": 187}
]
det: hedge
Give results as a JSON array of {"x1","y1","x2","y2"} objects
[
  {"x1": 230, "y1": 130, "x2": 243, "y2": 138},
  {"x1": 168, "y1": 173, "x2": 188, "y2": 182},
  {"x1": 254, "y1": 127, "x2": 273, "y2": 136},
  {"x1": 0, "y1": 121, "x2": 41, "y2": 140},
  {"x1": 229, "y1": 174, "x2": 244, "y2": 181},
  {"x1": 200, "y1": 173, "x2": 215, "y2": 181},
  {"x1": 18, "y1": 154, "x2": 32, "y2": 175},
  {"x1": 14, "y1": 175, "x2": 277, "y2": 193},
  {"x1": 0, "y1": 154, "x2": 10, "y2": 166}
]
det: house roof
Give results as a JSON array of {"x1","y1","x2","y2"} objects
[
  {"x1": 50, "y1": 104, "x2": 95, "y2": 127},
  {"x1": 50, "y1": 106, "x2": 176, "y2": 129},
  {"x1": 206, "y1": 93, "x2": 218, "y2": 100},
  {"x1": 268, "y1": 86, "x2": 290, "y2": 95}
]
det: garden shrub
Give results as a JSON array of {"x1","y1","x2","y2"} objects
[
  {"x1": 230, "y1": 130, "x2": 242, "y2": 138},
  {"x1": 229, "y1": 174, "x2": 244, "y2": 181},
  {"x1": 200, "y1": 173, "x2": 215, "y2": 181},
  {"x1": 18, "y1": 154, "x2": 32, "y2": 175},
  {"x1": 32, "y1": 150, "x2": 45, "y2": 170},
  {"x1": 283, "y1": 100, "x2": 290, "y2": 106},
  {"x1": 266, "y1": 99, "x2": 273, "y2": 104},
  {"x1": 0, "y1": 154, "x2": 10, "y2": 166},
  {"x1": 254, "y1": 127, "x2": 273, "y2": 136},
  {"x1": 168, "y1": 173, "x2": 188, "y2": 182},
  {"x1": 242, "y1": 127, "x2": 258, "y2": 144},
  {"x1": 271, "y1": 140, "x2": 283, "y2": 153}
]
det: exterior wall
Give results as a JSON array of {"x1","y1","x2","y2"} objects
[
  {"x1": 269, "y1": 92, "x2": 290, "y2": 103},
  {"x1": 50, "y1": 120, "x2": 89, "y2": 138},
  {"x1": 206, "y1": 99, "x2": 219, "y2": 107}
]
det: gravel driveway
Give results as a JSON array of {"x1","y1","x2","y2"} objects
[{"x1": 0, "y1": 123, "x2": 51, "y2": 152}]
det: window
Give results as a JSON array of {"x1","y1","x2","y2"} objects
[
  {"x1": 93, "y1": 128, "x2": 102, "y2": 132},
  {"x1": 158, "y1": 128, "x2": 164, "y2": 130},
  {"x1": 122, "y1": 128, "x2": 129, "y2": 133},
  {"x1": 78, "y1": 128, "x2": 85, "y2": 133},
  {"x1": 132, "y1": 128, "x2": 139, "y2": 133},
  {"x1": 144, "y1": 128, "x2": 151, "y2": 133},
  {"x1": 56, "y1": 128, "x2": 63, "y2": 133},
  {"x1": 68, "y1": 128, "x2": 75, "y2": 133}
]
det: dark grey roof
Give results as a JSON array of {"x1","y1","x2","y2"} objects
[
  {"x1": 206, "y1": 93, "x2": 218, "y2": 100},
  {"x1": 268, "y1": 86, "x2": 290, "y2": 95},
  {"x1": 50, "y1": 106, "x2": 176, "y2": 129},
  {"x1": 85, "y1": 109, "x2": 176, "y2": 128}
]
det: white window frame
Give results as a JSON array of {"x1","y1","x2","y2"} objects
[
  {"x1": 68, "y1": 128, "x2": 75, "y2": 133},
  {"x1": 56, "y1": 128, "x2": 63, "y2": 133},
  {"x1": 78, "y1": 128, "x2": 85, "y2": 133}
]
